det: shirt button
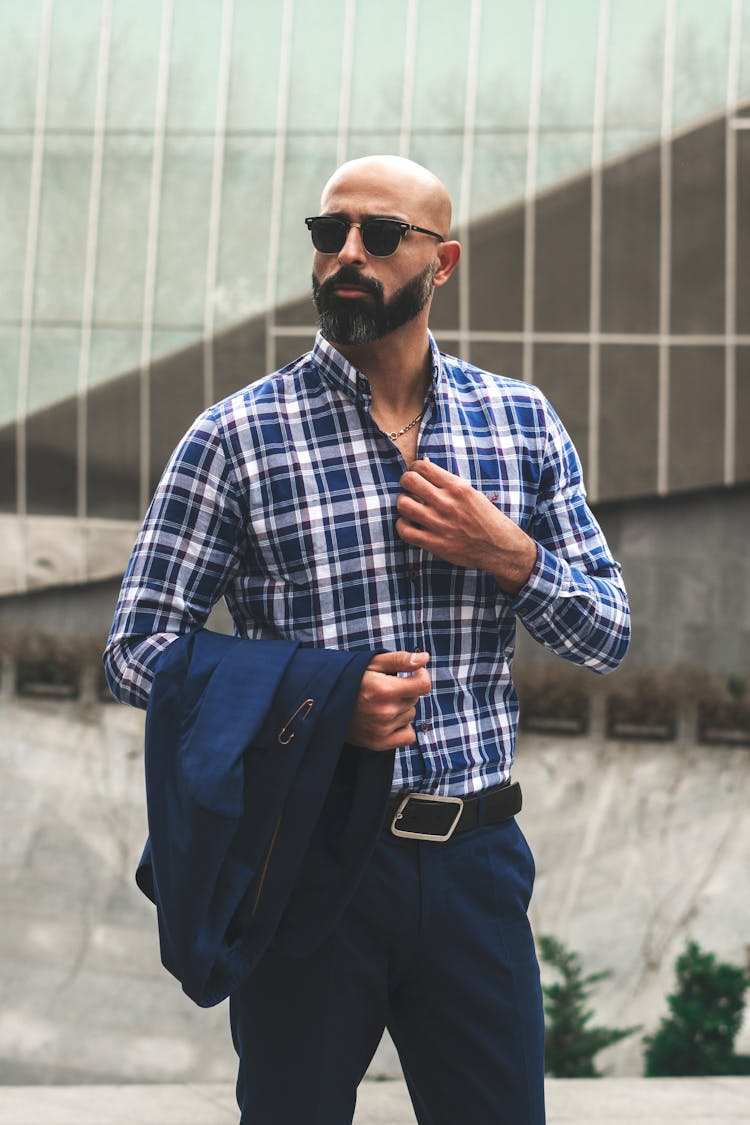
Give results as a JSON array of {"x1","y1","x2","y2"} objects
[
  {"x1": 408, "y1": 567, "x2": 419, "y2": 582},
  {"x1": 420, "y1": 721, "x2": 431, "y2": 733}
]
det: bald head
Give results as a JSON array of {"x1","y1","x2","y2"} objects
[{"x1": 320, "y1": 155, "x2": 453, "y2": 238}]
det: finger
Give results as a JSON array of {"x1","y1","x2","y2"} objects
[
  {"x1": 367, "y1": 650, "x2": 430, "y2": 675},
  {"x1": 377, "y1": 723, "x2": 417, "y2": 751},
  {"x1": 399, "y1": 468, "x2": 439, "y2": 502},
  {"x1": 396, "y1": 493, "x2": 442, "y2": 529},
  {"x1": 406, "y1": 459, "x2": 460, "y2": 487},
  {"x1": 395, "y1": 516, "x2": 443, "y2": 553}
]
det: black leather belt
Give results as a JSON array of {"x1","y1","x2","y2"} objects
[{"x1": 386, "y1": 780, "x2": 522, "y2": 842}]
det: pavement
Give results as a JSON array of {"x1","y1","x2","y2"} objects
[{"x1": 0, "y1": 1078, "x2": 749, "y2": 1124}]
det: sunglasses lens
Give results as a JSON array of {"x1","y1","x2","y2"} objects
[
  {"x1": 362, "y1": 220, "x2": 403, "y2": 256},
  {"x1": 309, "y1": 218, "x2": 347, "y2": 253}
]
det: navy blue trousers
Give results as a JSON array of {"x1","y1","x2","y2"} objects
[{"x1": 230, "y1": 816, "x2": 545, "y2": 1124}]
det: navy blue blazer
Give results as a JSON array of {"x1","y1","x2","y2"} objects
[{"x1": 136, "y1": 630, "x2": 393, "y2": 1007}]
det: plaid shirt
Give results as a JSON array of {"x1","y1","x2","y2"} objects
[{"x1": 105, "y1": 332, "x2": 630, "y2": 796}]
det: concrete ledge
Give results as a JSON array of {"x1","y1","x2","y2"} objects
[{"x1": 0, "y1": 1079, "x2": 749, "y2": 1124}]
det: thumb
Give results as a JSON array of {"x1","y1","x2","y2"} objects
[{"x1": 367, "y1": 650, "x2": 430, "y2": 675}]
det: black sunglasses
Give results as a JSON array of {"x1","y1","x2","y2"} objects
[{"x1": 305, "y1": 215, "x2": 444, "y2": 257}]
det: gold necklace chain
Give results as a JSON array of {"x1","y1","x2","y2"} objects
[{"x1": 389, "y1": 408, "x2": 425, "y2": 441}]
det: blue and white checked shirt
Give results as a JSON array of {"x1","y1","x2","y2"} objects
[{"x1": 105, "y1": 332, "x2": 630, "y2": 796}]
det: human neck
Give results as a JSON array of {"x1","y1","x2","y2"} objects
[{"x1": 333, "y1": 321, "x2": 433, "y2": 414}]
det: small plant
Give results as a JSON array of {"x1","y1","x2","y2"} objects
[
  {"x1": 644, "y1": 941, "x2": 750, "y2": 1076},
  {"x1": 539, "y1": 935, "x2": 639, "y2": 1077}
]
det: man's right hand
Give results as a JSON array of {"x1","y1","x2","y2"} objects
[{"x1": 346, "y1": 650, "x2": 431, "y2": 752}]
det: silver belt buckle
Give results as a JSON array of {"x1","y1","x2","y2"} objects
[{"x1": 390, "y1": 793, "x2": 464, "y2": 842}]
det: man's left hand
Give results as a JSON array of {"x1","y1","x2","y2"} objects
[{"x1": 395, "y1": 459, "x2": 538, "y2": 595}]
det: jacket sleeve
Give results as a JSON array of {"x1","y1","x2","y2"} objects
[
  {"x1": 508, "y1": 397, "x2": 631, "y2": 674},
  {"x1": 103, "y1": 410, "x2": 246, "y2": 709}
]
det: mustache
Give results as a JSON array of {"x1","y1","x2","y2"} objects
[{"x1": 314, "y1": 266, "x2": 384, "y2": 301}]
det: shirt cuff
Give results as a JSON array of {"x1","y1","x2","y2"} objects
[{"x1": 509, "y1": 542, "x2": 570, "y2": 619}]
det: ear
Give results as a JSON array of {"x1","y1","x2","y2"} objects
[{"x1": 433, "y1": 239, "x2": 461, "y2": 287}]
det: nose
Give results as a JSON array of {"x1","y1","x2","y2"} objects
[{"x1": 337, "y1": 223, "x2": 367, "y2": 266}]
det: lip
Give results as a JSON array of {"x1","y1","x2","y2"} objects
[{"x1": 332, "y1": 285, "x2": 374, "y2": 298}]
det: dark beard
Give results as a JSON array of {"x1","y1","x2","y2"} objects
[{"x1": 311, "y1": 261, "x2": 436, "y2": 345}]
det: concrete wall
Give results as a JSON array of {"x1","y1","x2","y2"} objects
[{"x1": 1, "y1": 694, "x2": 748, "y2": 1084}]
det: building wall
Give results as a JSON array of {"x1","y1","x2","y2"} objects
[{"x1": 2, "y1": 1, "x2": 750, "y2": 598}]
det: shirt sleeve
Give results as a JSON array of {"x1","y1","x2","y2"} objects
[
  {"x1": 509, "y1": 397, "x2": 631, "y2": 673},
  {"x1": 103, "y1": 410, "x2": 246, "y2": 708}
]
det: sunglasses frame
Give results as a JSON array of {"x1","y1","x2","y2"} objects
[{"x1": 305, "y1": 215, "x2": 444, "y2": 257}]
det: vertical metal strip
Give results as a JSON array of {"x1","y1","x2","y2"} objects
[
  {"x1": 724, "y1": 0, "x2": 742, "y2": 485},
  {"x1": 587, "y1": 0, "x2": 609, "y2": 502},
  {"x1": 203, "y1": 0, "x2": 234, "y2": 408},
  {"x1": 16, "y1": 0, "x2": 53, "y2": 541},
  {"x1": 523, "y1": 0, "x2": 545, "y2": 383},
  {"x1": 77, "y1": 0, "x2": 112, "y2": 526},
  {"x1": 457, "y1": 0, "x2": 482, "y2": 364},
  {"x1": 265, "y1": 0, "x2": 294, "y2": 376},
  {"x1": 139, "y1": 0, "x2": 173, "y2": 514},
  {"x1": 657, "y1": 0, "x2": 676, "y2": 496},
  {"x1": 399, "y1": 0, "x2": 419, "y2": 158},
  {"x1": 336, "y1": 0, "x2": 356, "y2": 167}
]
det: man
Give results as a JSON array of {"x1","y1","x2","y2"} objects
[{"x1": 105, "y1": 155, "x2": 630, "y2": 1124}]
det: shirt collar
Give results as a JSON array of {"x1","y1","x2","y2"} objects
[{"x1": 311, "y1": 331, "x2": 444, "y2": 404}]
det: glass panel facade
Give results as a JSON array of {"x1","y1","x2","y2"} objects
[
  {"x1": 534, "y1": 175, "x2": 591, "y2": 333},
  {"x1": 738, "y1": 128, "x2": 750, "y2": 335},
  {"x1": 93, "y1": 135, "x2": 154, "y2": 326},
  {"x1": 536, "y1": 133, "x2": 594, "y2": 192},
  {"x1": 0, "y1": 328, "x2": 20, "y2": 428},
  {"x1": 33, "y1": 135, "x2": 93, "y2": 324},
  {"x1": 532, "y1": 344, "x2": 590, "y2": 477},
  {"x1": 475, "y1": 0, "x2": 536, "y2": 131},
  {"x1": 603, "y1": 0, "x2": 665, "y2": 156},
  {"x1": 214, "y1": 136, "x2": 277, "y2": 329},
  {"x1": 668, "y1": 346, "x2": 725, "y2": 491},
  {"x1": 672, "y1": 0, "x2": 733, "y2": 127},
  {"x1": 287, "y1": 0, "x2": 346, "y2": 133},
  {"x1": 154, "y1": 137, "x2": 214, "y2": 329},
  {"x1": 601, "y1": 147, "x2": 660, "y2": 333},
  {"x1": 348, "y1": 0, "x2": 409, "y2": 133},
  {"x1": 599, "y1": 346, "x2": 659, "y2": 500},
  {"x1": 45, "y1": 0, "x2": 100, "y2": 130},
  {"x1": 276, "y1": 135, "x2": 339, "y2": 305},
  {"x1": 469, "y1": 342, "x2": 524, "y2": 385},
  {"x1": 538, "y1": 0, "x2": 599, "y2": 150},
  {"x1": 27, "y1": 327, "x2": 80, "y2": 415},
  {"x1": 670, "y1": 120, "x2": 725, "y2": 334},
  {"x1": 26, "y1": 396, "x2": 78, "y2": 516},
  {"x1": 468, "y1": 205, "x2": 525, "y2": 332},
  {"x1": 411, "y1": 1, "x2": 471, "y2": 133},
  {"x1": 165, "y1": 0, "x2": 224, "y2": 133},
  {"x1": 88, "y1": 328, "x2": 143, "y2": 388},
  {"x1": 226, "y1": 1, "x2": 283, "y2": 130},
  {"x1": 106, "y1": 0, "x2": 163, "y2": 130},
  {"x1": 86, "y1": 374, "x2": 140, "y2": 519},
  {"x1": 149, "y1": 346, "x2": 204, "y2": 498},
  {"x1": 471, "y1": 133, "x2": 527, "y2": 217},
  {"x1": 737, "y1": 348, "x2": 750, "y2": 482},
  {"x1": 1, "y1": 136, "x2": 32, "y2": 323},
  {"x1": 3, "y1": 0, "x2": 750, "y2": 542},
  {"x1": 0, "y1": 1, "x2": 43, "y2": 131}
]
